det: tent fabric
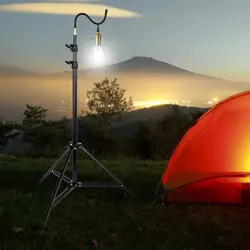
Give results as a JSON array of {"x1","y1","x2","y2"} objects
[{"x1": 161, "y1": 90, "x2": 250, "y2": 204}]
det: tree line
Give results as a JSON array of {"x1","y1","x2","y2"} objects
[{"x1": 0, "y1": 77, "x2": 205, "y2": 160}]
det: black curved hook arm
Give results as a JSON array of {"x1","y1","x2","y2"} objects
[{"x1": 74, "y1": 9, "x2": 108, "y2": 29}]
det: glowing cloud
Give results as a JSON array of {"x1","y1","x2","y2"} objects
[{"x1": 0, "y1": 2, "x2": 140, "y2": 18}]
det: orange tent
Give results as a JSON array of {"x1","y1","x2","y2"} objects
[{"x1": 162, "y1": 90, "x2": 250, "y2": 204}]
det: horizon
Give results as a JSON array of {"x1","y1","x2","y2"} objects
[{"x1": 2, "y1": 55, "x2": 249, "y2": 83}]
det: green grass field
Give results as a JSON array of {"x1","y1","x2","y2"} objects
[{"x1": 1, "y1": 155, "x2": 250, "y2": 250}]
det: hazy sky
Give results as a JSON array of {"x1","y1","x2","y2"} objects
[{"x1": 1, "y1": 0, "x2": 250, "y2": 81}]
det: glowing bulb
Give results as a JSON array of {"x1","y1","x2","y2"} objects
[{"x1": 94, "y1": 46, "x2": 104, "y2": 66}]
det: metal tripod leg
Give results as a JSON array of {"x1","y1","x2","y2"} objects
[
  {"x1": 52, "y1": 186, "x2": 76, "y2": 209},
  {"x1": 41, "y1": 147, "x2": 72, "y2": 232},
  {"x1": 79, "y1": 143, "x2": 131, "y2": 196},
  {"x1": 39, "y1": 147, "x2": 70, "y2": 184}
]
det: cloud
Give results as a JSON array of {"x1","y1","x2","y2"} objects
[{"x1": 0, "y1": 2, "x2": 140, "y2": 18}]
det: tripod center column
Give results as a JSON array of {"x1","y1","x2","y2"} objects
[{"x1": 72, "y1": 29, "x2": 78, "y2": 184}]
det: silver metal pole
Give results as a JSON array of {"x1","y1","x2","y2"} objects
[{"x1": 72, "y1": 31, "x2": 78, "y2": 184}]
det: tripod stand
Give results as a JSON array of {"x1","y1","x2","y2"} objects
[{"x1": 39, "y1": 9, "x2": 130, "y2": 232}]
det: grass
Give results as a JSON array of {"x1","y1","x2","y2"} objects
[{"x1": 1, "y1": 155, "x2": 250, "y2": 249}]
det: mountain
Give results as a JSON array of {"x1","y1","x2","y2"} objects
[
  {"x1": 84, "y1": 56, "x2": 248, "y2": 85},
  {"x1": 1, "y1": 56, "x2": 248, "y2": 85},
  {"x1": 0, "y1": 56, "x2": 247, "y2": 82},
  {"x1": 79, "y1": 56, "x2": 250, "y2": 104},
  {"x1": 85, "y1": 56, "x2": 191, "y2": 74},
  {"x1": 0, "y1": 56, "x2": 249, "y2": 121}
]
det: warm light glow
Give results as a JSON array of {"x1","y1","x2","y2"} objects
[
  {"x1": 204, "y1": 100, "x2": 213, "y2": 105},
  {"x1": 93, "y1": 46, "x2": 105, "y2": 66},
  {"x1": 79, "y1": 40, "x2": 116, "y2": 69},
  {"x1": 204, "y1": 97, "x2": 219, "y2": 106},
  {"x1": 134, "y1": 100, "x2": 179, "y2": 108},
  {"x1": 133, "y1": 99, "x2": 193, "y2": 108}
]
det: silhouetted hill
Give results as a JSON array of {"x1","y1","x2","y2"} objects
[
  {"x1": 112, "y1": 104, "x2": 207, "y2": 126},
  {"x1": 79, "y1": 104, "x2": 207, "y2": 138}
]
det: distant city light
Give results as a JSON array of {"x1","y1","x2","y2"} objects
[
  {"x1": 131, "y1": 98, "x2": 229, "y2": 109},
  {"x1": 133, "y1": 99, "x2": 193, "y2": 108},
  {"x1": 207, "y1": 101, "x2": 213, "y2": 104},
  {"x1": 202, "y1": 97, "x2": 220, "y2": 106},
  {"x1": 134, "y1": 100, "x2": 178, "y2": 107},
  {"x1": 181, "y1": 100, "x2": 191, "y2": 104}
]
